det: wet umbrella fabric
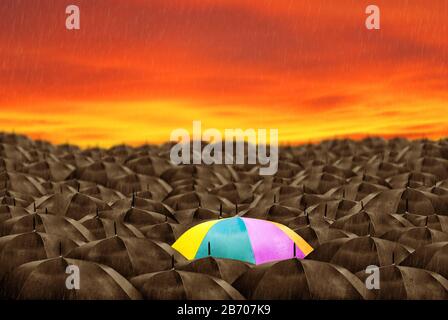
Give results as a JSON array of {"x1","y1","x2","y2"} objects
[{"x1": 172, "y1": 217, "x2": 313, "y2": 265}]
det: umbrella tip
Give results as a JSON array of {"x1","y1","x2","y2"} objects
[
  {"x1": 114, "y1": 221, "x2": 117, "y2": 236},
  {"x1": 208, "y1": 241, "x2": 211, "y2": 256},
  {"x1": 361, "y1": 201, "x2": 364, "y2": 210},
  {"x1": 274, "y1": 194, "x2": 277, "y2": 203},
  {"x1": 32, "y1": 215, "x2": 36, "y2": 232},
  {"x1": 59, "y1": 241, "x2": 62, "y2": 257}
]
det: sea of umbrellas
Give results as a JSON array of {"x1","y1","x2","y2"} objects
[{"x1": 1, "y1": 132, "x2": 448, "y2": 300}]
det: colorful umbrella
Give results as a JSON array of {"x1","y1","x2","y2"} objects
[{"x1": 172, "y1": 217, "x2": 313, "y2": 265}]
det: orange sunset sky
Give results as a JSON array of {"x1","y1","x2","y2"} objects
[{"x1": 0, "y1": 0, "x2": 447, "y2": 147}]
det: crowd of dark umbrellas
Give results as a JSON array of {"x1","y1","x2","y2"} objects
[{"x1": 1, "y1": 132, "x2": 448, "y2": 300}]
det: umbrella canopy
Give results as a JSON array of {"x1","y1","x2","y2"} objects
[
  {"x1": 100, "y1": 207, "x2": 176, "y2": 229},
  {"x1": 403, "y1": 213, "x2": 448, "y2": 232},
  {"x1": 23, "y1": 160, "x2": 75, "y2": 182},
  {"x1": 164, "y1": 191, "x2": 222, "y2": 211},
  {"x1": 32, "y1": 192, "x2": 112, "y2": 220},
  {"x1": 233, "y1": 259, "x2": 370, "y2": 300},
  {"x1": 329, "y1": 210, "x2": 412, "y2": 237},
  {"x1": 79, "y1": 215, "x2": 144, "y2": 239},
  {"x1": 172, "y1": 217, "x2": 313, "y2": 265},
  {"x1": 131, "y1": 270, "x2": 244, "y2": 300},
  {"x1": 0, "y1": 231, "x2": 78, "y2": 276},
  {"x1": 363, "y1": 188, "x2": 448, "y2": 215},
  {"x1": 75, "y1": 161, "x2": 133, "y2": 186},
  {"x1": 0, "y1": 205, "x2": 29, "y2": 223},
  {"x1": 356, "y1": 265, "x2": 448, "y2": 299},
  {"x1": 109, "y1": 174, "x2": 171, "y2": 199},
  {"x1": 0, "y1": 213, "x2": 95, "y2": 244},
  {"x1": 381, "y1": 226, "x2": 448, "y2": 249},
  {"x1": 125, "y1": 155, "x2": 172, "y2": 176},
  {"x1": 0, "y1": 171, "x2": 46, "y2": 197},
  {"x1": 399, "y1": 242, "x2": 448, "y2": 279},
  {"x1": 387, "y1": 172, "x2": 437, "y2": 189},
  {"x1": 211, "y1": 182, "x2": 254, "y2": 204},
  {"x1": 67, "y1": 236, "x2": 186, "y2": 277},
  {"x1": 141, "y1": 222, "x2": 188, "y2": 244},
  {"x1": 80, "y1": 185, "x2": 126, "y2": 205},
  {"x1": 306, "y1": 236, "x2": 411, "y2": 273},
  {"x1": 0, "y1": 257, "x2": 142, "y2": 299},
  {"x1": 176, "y1": 257, "x2": 251, "y2": 285}
]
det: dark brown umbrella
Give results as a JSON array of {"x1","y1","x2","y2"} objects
[
  {"x1": 174, "y1": 207, "x2": 227, "y2": 224},
  {"x1": 125, "y1": 155, "x2": 172, "y2": 177},
  {"x1": 306, "y1": 236, "x2": 411, "y2": 273},
  {"x1": 364, "y1": 161, "x2": 408, "y2": 179},
  {"x1": 141, "y1": 222, "x2": 188, "y2": 244},
  {"x1": 403, "y1": 213, "x2": 448, "y2": 232},
  {"x1": 168, "y1": 180, "x2": 216, "y2": 195},
  {"x1": 0, "y1": 257, "x2": 142, "y2": 299},
  {"x1": 58, "y1": 153, "x2": 94, "y2": 168},
  {"x1": 0, "y1": 231, "x2": 78, "y2": 277},
  {"x1": 32, "y1": 192, "x2": 112, "y2": 220},
  {"x1": 409, "y1": 157, "x2": 448, "y2": 180},
  {"x1": 109, "y1": 174, "x2": 171, "y2": 199},
  {"x1": 356, "y1": 265, "x2": 448, "y2": 299},
  {"x1": 23, "y1": 160, "x2": 75, "y2": 182},
  {"x1": 244, "y1": 204, "x2": 302, "y2": 222},
  {"x1": 101, "y1": 207, "x2": 174, "y2": 228},
  {"x1": 233, "y1": 259, "x2": 370, "y2": 299},
  {"x1": 381, "y1": 226, "x2": 448, "y2": 249},
  {"x1": 325, "y1": 182, "x2": 389, "y2": 202},
  {"x1": 0, "y1": 213, "x2": 96, "y2": 244},
  {"x1": 67, "y1": 235, "x2": 186, "y2": 277},
  {"x1": 0, "y1": 171, "x2": 46, "y2": 197},
  {"x1": 131, "y1": 270, "x2": 244, "y2": 300},
  {"x1": 293, "y1": 225, "x2": 357, "y2": 247},
  {"x1": 111, "y1": 196, "x2": 176, "y2": 220},
  {"x1": 301, "y1": 172, "x2": 346, "y2": 194},
  {"x1": 0, "y1": 205, "x2": 29, "y2": 223},
  {"x1": 329, "y1": 210, "x2": 413, "y2": 237},
  {"x1": 0, "y1": 143, "x2": 32, "y2": 162},
  {"x1": 161, "y1": 165, "x2": 225, "y2": 185},
  {"x1": 400, "y1": 242, "x2": 448, "y2": 279},
  {"x1": 363, "y1": 188, "x2": 448, "y2": 215},
  {"x1": 40, "y1": 181, "x2": 78, "y2": 195},
  {"x1": 305, "y1": 164, "x2": 357, "y2": 180},
  {"x1": 176, "y1": 257, "x2": 251, "y2": 285},
  {"x1": 387, "y1": 172, "x2": 437, "y2": 189},
  {"x1": 79, "y1": 215, "x2": 144, "y2": 239},
  {"x1": 76, "y1": 161, "x2": 133, "y2": 186},
  {"x1": 211, "y1": 182, "x2": 254, "y2": 204},
  {"x1": 80, "y1": 184, "x2": 126, "y2": 205},
  {"x1": 164, "y1": 191, "x2": 222, "y2": 211}
]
